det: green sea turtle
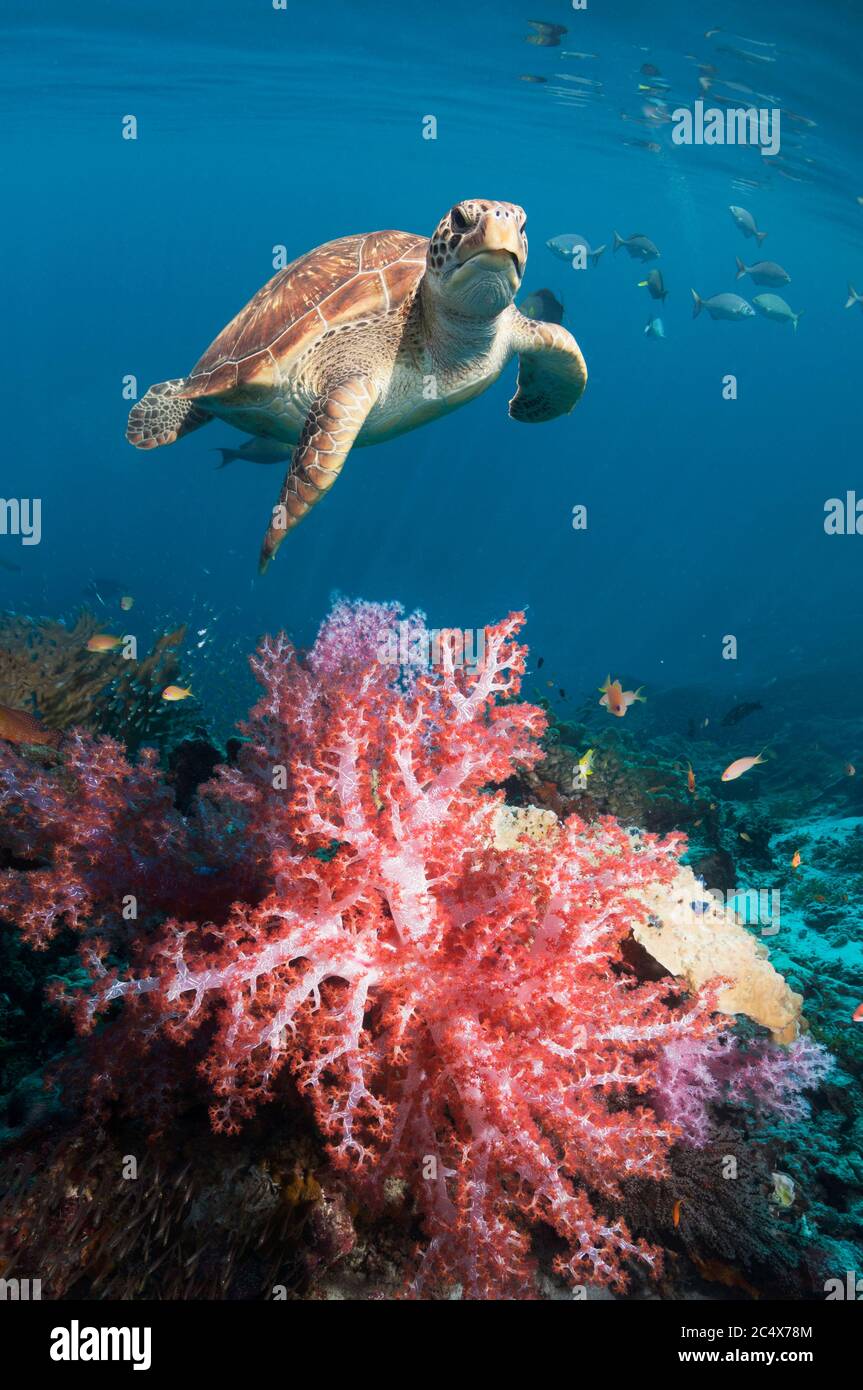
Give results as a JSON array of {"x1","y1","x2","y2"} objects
[{"x1": 127, "y1": 199, "x2": 588, "y2": 572}]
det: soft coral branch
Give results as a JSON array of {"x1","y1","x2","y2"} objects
[{"x1": 0, "y1": 598, "x2": 822, "y2": 1297}]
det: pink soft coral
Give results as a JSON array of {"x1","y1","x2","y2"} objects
[
  {"x1": 6, "y1": 600, "x2": 730, "y2": 1297},
  {"x1": 655, "y1": 1032, "x2": 832, "y2": 1147},
  {"x1": 14, "y1": 602, "x2": 830, "y2": 1295}
]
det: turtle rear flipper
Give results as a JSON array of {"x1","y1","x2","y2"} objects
[
  {"x1": 259, "y1": 375, "x2": 379, "y2": 573},
  {"x1": 126, "y1": 378, "x2": 212, "y2": 450}
]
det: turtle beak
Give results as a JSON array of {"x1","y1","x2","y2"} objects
[
  {"x1": 478, "y1": 217, "x2": 525, "y2": 271},
  {"x1": 457, "y1": 218, "x2": 525, "y2": 282}
]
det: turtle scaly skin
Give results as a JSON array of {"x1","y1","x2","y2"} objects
[{"x1": 127, "y1": 200, "x2": 588, "y2": 570}]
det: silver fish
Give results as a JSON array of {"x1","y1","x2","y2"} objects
[
  {"x1": 845, "y1": 284, "x2": 863, "y2": 312},
  {"x1": 644, "y1": 317, "x2": 665, "y2": 339},
  {"x1": 729, "y1": 205, "x2": 768, "y2": 244},
  {"x1": 716, "y1": 44, "x2": 776, "y2": 66},
  {"x1": 735, "y1": 257, "x2": 790, "y2": 286},
  {"x1": 547, "y1": 233, "x2": 606, "y2": 266},
  {"x1": 213, "y1": 438, "x2": 294, "y2": 469},
  {"x1": 753, "y1": 294, "x2": 803, "y2": 331},
  {"x1": 613, "y1": 231, "x2": 660, "y2": 261},
  {"x1": 691, "y1": 290, "x2": 755, "y2": 321}
]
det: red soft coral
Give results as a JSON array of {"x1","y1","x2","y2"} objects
[{"x1": 28, "y1": 599, "x2": 726, "y2": 1297}]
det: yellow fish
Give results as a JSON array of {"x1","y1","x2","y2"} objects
[
  {"x1": 577, "y1": 748, "x2": 596, "y2": 779},
  {"x1": 770, "y1": 1172, "x2": 796, "y2": 1209},
  {"x1": 162, "y1": 684, "x2": 193, "y2": 702}
]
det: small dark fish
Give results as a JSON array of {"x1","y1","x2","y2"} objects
[
  {"x1": 735, "y1": 257, "x2": 790, "y2": 287},
  {"x1": 690, "y1": 900, "x2": 711, "y2": 915},
  {"x1": 639, "y1": 269, "x2": 668, "y2": 301},
  {"x1": 613, "y1": 231, "x2": 660, "y2": 261},
  {"x1": 691, "y1": 290, "x2": 755, "y2": 321},
  {"x1": 214, "y1": 437, "x2": 293, "y2": 469},
  {"x1": 519, "y1": 288, "x2": 564, "y2": 324},
  {"x1": 622, "y1": 138, "x2": 662, "y2": 153},
  {"x1": 0, "y1": 557, "x2": 22, "y2": 573},
  {"x1": 527, "y1": 19, "x2": 567, "y2": 43},
  {"x1": 520, "y1": 74, "x2": 547, "y2": 84},
  {"x1": 640, "y1": 63, "x2": 661, "y2": 77},
  {"x1": 537, "y1": 657, "x2": 545, "y2": 669},
  {"x1": 720, "y1": 700, "x2": 763, "y2": 727},
  {"x1": 559, "y1": 689, "x2": 566, "y2": 700},
  {"x1": 784, "y1": 109, "x2": 817, "y2": 128}
]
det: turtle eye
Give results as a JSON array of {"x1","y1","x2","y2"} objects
[{"x1": 451, "y1": 205, "x2": 471, "y2": 232}]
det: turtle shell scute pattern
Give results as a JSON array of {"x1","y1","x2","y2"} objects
[{"x1": 182, "y1": 231, "x2": 428, "y2": 399}]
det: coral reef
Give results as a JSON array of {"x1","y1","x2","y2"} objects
[
  {"x1": 494, "y1": 805, "x2": 803, "y2": 1044},
  {"x1": 0, "y1": 1118, "x2": 348, "y2": 1299},
  {"x1": 635, "y1": 864, "x2": 803, "y2": 1043},
  {"x1": 654, "y1": 1032, "x2": 831, "y2": 1148},
  {"x1": 0, "y1": 600, "x2": 836, "y2": 1300},
  {"x1": 0, "y1": 609, "x2": 189, "y2": 752},
  {"x1": 622, "y1": 1129, "x2": 829, "y2": 1298}
]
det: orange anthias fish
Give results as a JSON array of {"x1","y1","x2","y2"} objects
[
  {"x1": 599, "y1": 675, "x2": 646, "y2": 718},
  {"x1": 852, "y1": 1003, "x2": 863, "y2": 1024},
  {"x1": 791, "y1": 850, "x2": 801, "y2": 869},
  {"x1": 86, "y1": 634, "x2": 123, "y2": 653},
  {"x1": 721, "y1": 750, "x2": 767, "y2": 782},
  {"x1": 687, "y1": 763, "x2": 696, "y2": 794},
  {"x1": 0, "y1": 703, "x2": 60, "y2": 748},
  {"x1": 672, "y1": 1199, "x2": 682, "y2": 1228},
  {"x1": 162, "y1": 685, "x2": 193, "y2": 702}
]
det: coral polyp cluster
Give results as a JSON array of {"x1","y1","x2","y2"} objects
[{"x1": 0, "y1": 600, "x2": 828, "y2": 1299}]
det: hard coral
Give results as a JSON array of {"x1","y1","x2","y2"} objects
[{"x1": 18, "y1": 599, "x2": 732, "y2": 1298}]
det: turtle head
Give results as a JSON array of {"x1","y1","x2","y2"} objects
[{"x1": 425, "y1": 200, "x2": 527, "y2": 318}]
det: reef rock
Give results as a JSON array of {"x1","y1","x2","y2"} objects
[{"x1": 634, "y1": 864, "x2": 802, "y2": 1044}]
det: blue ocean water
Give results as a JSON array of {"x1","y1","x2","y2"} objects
[{"x1": 3, "y1": 0, "x2": 862, "y2": 725}]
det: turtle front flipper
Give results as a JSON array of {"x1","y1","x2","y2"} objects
[
  {"x1": 126, "y1": 378, "x2": 213, "y2": 449},
  {"x1": 258, "y1": 375, "x2": 379, "y2": 573},
  {"x1": 508, "y1": 315, "x2": 588, "y2": 423}
]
